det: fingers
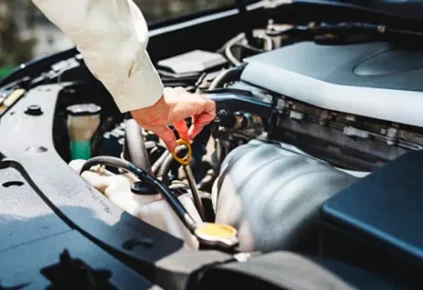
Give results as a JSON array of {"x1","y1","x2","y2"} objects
[
  {"x1": 151, "y1": 126, "x2": 177, "y2": 151},
  {"x1": 173, "y1": 119, "x2": 190, "y2": 141},
  {"x1": 188, "y1": 113, "x2": 213, "y2": 139},
  {"x1": 188, "y1": 100, "x2": 216, "y2": 139},
  {"x1": 131, "y1": 89, "x2": 216, "y2": 150},
  {"x1": 202, "y1": 99, "x2": 216, "y2": 121}
]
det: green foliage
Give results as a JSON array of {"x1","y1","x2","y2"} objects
[
  {"x1": 0, "y1": 0, "x2": 231, "y2": 76},
  {"x1": 0, "y1": 0, "x2": 36, "y2": 71}
]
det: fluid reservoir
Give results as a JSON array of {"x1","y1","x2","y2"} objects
[
  {"x1": 66, "y1": 104, "x2": 101, "y2": 160},
  {"x1": 69, "y1": 160, "x2": 202, "y2": 250}
]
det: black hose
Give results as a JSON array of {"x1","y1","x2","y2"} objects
[
  {"x1": 123, "y1": 119, "x2": 153, "y2": 175},
  {"x1": 209, "y1": 64, "x2": 246, "y2": 90},
  {"x1": 80, "y1": 156, "x2": 197, "y2": 232},
  {"x1": 152, "y1": 151, "x2": 171, "y2": 174},
  {"x1": 158, "y1": 144, "x2": 188, "y2": 185},
  {"x1": 158, "y1": 152, "x2": 175, "y2": 185},
  {"x1": 204, "y1": 90, "x2": 273, "y2": 118}
]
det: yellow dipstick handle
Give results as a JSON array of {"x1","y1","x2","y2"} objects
[{"x1": 172, "y1": 139, "x2": 192, "y2": 166}]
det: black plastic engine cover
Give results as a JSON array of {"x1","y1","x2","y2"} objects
[
  {"x1": 320, "y1": 151, "x2": 423, "y2": 288},
  {"x1": 197, "y1": 252, "x2": 406, "y2": 290},
  {"x1": 0, "y1": 230, "x2": 158, "y2": 289}
]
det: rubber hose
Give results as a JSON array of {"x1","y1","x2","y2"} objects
[
  {"x1": 209, "y1": 64, "x2": 246, "y2": 90},
  {"x1": 123, "y1": 119, "x2": 153, "y2": 175},
  {"x1": 158, "y1": 149, "x2": 180, "y2": 185},
  {"x1": 158, "y1": 145, "x2": 190, "y2": 185},
  {"x1": 152, "y1": 151, "x2": 171, "y2": 174}
]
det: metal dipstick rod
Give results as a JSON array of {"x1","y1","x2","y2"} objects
[{"x1": 172, "y1": 139, "x2": 206, "y2": 221}]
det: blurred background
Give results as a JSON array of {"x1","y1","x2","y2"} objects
[{"x1": 0, "y1": 0, "x2": 232, "y2": 79}]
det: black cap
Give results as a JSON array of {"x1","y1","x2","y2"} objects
[
  {"x1": 66, "y1": 103, "x2": 101, "y2": 116},
  {"x1": 131, "y1": 181, "x2": 157, "y2": 195}
]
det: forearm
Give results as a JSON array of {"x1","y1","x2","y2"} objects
[{"x1": 32, "y1": 0, "x2": 164, "y2": 112}]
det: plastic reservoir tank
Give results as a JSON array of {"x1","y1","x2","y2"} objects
[
  {"x1": 67, "y1": 104, "x2": 101, "y2": 160},
  {"x1": 69, "y1": 160, "x2": 202, "y2": 250}
]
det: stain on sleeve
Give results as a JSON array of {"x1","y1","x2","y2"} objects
[{"x1": 128, "y1": 61, "x2": 136, "y2": 78}]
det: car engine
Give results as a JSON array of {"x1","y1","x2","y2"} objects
[
  {"x1": 3, "y1": 3, "x2": 423, "y2": 287},
  {"x1": 53, "y1": 19, "x2": 423, "y2": 255}
]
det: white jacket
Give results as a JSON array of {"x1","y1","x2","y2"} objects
[{"x1": 32, "y1": 0, "x2": 164, "y2": 113}]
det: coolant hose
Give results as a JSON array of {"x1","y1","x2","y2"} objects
[
  {"x1": 123, "y1": 119, "x2": 153, "y2": 175},
  {"x1": 80, "y1": 156, "x2": 198, "y2": 232},
  {"x1": 209, "y1": 64, "x2": 246, "y2": 90}
]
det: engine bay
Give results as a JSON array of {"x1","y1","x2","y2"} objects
[
  {"x1": 56, "y1": 20, "x2": 423, "y2": 253},
  {"x1": 2, "y1": 2, "x2": 423, "y2": 289}
]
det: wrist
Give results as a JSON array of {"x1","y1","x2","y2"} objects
[{"x1": 131, "y1": 95, "x2": 168, "y2": 125}]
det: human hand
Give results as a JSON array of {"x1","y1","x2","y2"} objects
[{"x1": 131, "y1": 87, "x2": 216, "y2": 151}]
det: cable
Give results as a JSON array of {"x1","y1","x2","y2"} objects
[
  {"x1": 231, "y1": 43, "x2": 264, "y2": 53},
  {"x1": 80, "y1": 156, "x2": 197, "y2": 232},
  {"x1": 209, "y1": 64, "x2": 246, "y2": 90},
  {"x1": 225, "y1": 43, "x2": 242, "y2": 66},
  {"x1": 222, "y1": 32, "x2": 248, "y2": 66}
]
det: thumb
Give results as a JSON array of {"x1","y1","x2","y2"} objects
[{"x1": 151, "y1": 126, "x2": 177, "y2": 151}]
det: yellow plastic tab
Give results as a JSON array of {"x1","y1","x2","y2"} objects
[
  {"x1": 0, "y1": 89, "x2": 25, "y2": 111},
  {"x1": 195, "y1": 223, "x2": 238, "y2": 239},
  {"x1": 4, "y1": 89, "x2": 25, "y2": 106},
  {"x1": 171, "y1": 139, "x2": 192, "y2": 166}
]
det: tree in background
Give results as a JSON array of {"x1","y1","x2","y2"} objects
[{"x1": 0, "y1": 0, "x2": 36, "y2": 73}]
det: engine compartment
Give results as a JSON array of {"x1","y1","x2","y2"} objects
[
  {"x1": 3, "y1": 3, "x2": 423, "y2": 288},
  {"x1": 53, "y1": 18, "x2": 423, "y2": 256}
]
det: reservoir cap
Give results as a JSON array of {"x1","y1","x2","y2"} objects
[
  {"x1": 131, "y1": 181, "x2": 157, "y2": 195},
  {"x1": 194, "y1": 223, "x2": 239, "y2": 249}
]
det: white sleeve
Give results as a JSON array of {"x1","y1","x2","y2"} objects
[{"x1": 32, "y1": 0, "x2": 164, "y2": 113}]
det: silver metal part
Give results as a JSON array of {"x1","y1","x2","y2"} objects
[
  {"x1": 183, "y1": 164, "x2": 206, "y2": 221},
  {"x1": 212, "y1": 140, "x2": 357, "y2": 252}
]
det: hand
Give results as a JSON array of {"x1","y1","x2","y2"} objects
[{"x1": 131, "y1": 87, "x2": 216, "y2": 151}]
